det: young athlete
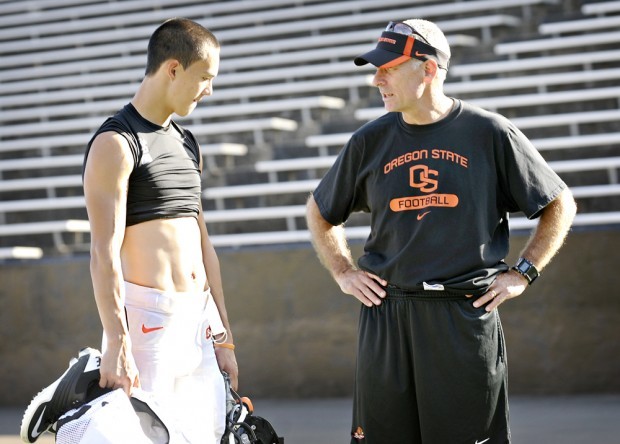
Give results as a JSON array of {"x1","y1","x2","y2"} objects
[
  {"x1": 306, "y1": 19, "x2": 577, "y2": 443},
  {"x1": 21, "y1": 18, "x2": 237, "y2": 443},
  {"x1": 81, "y1": 18, "x2": 237, "y2": 443}
]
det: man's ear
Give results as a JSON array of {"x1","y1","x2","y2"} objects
[
  {"x1": 165, "y1": 59, "x2": 181, "y2": 80},
  {"x1": 423, "y1": 59, "x2": 439, "y2": 83}
]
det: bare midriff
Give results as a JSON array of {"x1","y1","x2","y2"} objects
[{"x1": 120, "y1": 216, "x2": 207, "y2": 293}]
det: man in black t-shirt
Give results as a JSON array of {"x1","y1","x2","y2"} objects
[{"x1": 306, "y1": 19, "x2": 576, "y2": 444}]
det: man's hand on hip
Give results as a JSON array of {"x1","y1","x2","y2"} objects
[{"x1": 336, "y1": 269, "x2": 387, "y2": 307}]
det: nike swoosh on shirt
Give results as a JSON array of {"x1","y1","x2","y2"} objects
[
  {"x1": 141, "y1": 324, "x2": 164, "y2": 334},
  {"x1": 417, "y1": 211, "x2": 431, "y2": 220},
  {"x1": 415, "y1": 51, "x2": 430, "y2": 58},
  {"x1": 475, "y1": 438, "x2": 491, "y2": 444}
]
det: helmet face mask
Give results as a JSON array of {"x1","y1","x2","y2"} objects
[{"x1": 221, "y1": 372, "x2": 283, "y2": 444}]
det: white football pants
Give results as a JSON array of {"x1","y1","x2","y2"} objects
[{"x1": 98, "y1": 281, "x2": 227, "y2": 443}]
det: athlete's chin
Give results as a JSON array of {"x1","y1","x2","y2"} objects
[{"x1": 176, "y1": 103, "x2": 197, "y2": 117}]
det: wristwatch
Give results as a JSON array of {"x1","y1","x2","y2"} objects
[{"x1": 511, "y1": 257, "x2": 539, "y2": 285}]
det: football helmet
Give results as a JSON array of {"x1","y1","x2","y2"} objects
[{"x1": 221, "y1": 373, "x2": 283, "y2": 444}]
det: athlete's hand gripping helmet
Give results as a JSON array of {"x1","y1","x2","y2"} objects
[{"x1": 221, "y1": 372, "x2": 283, "y2": 444}]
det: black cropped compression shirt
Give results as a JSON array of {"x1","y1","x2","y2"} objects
[{"x1": 84, "y1": 103, "x2": 202, "y2": 226}]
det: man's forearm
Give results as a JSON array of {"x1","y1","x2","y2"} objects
[
  {"x1": 198, "y1": 211, "x2": 234, "y2": 342},
  {"x1": 519, "y1": 188, "x2": 577, "y2": 270},
  {"x1": 306, "y1": 196, "x2": 356, "y2": 280},
  {"x1": 203, "y1": 242, "x2": 234, "y2": 342},
  {"x1": 90, "y1": 251, "x2": 129, "y2": 342}
]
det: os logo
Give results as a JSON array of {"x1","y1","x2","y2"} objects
[{"x1": 409, "y1": 165, "x2": 438, "y2": 193}]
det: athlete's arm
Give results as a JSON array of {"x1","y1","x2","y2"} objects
[
  {"x1": 196, "y1": 157, "x2": 238, "y2": 390},
  {"x1": 473, "y1": 187, "x2": 577, "y2": 311},
  {"x1": 83, "y1": 131, "x2": 140, "y2": 395},
  {"x1": 306, "y1": 195, "x2": 386, "y2": 306}
]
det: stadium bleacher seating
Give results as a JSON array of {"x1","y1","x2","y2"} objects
[
  {"x1": 582, "y1": 1, "x2": 620, "y2": 16},
  {"x1": 354, "y1": 85, "x2": 620, "y2": 117},
  {"x1": 0, "y1": 246, "x2": 43, "y2": 260},
  {"x1": 450, "y1": 48, "x2": 620, "y2": 79},
  {"x1": 0, "y1": 0, "x2": 618, "y2": 258}
]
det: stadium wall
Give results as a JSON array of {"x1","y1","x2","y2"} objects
[{"x1": 1, "y1": 228, "x2": 618, "y2": 406}]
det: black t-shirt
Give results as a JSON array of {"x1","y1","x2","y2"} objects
[
  {"x1": 313, "y1": 100, "x2": 566, "y2": 292},
  {"x1": 85, "y1": 104, "x2": 202, "y2": 227}
]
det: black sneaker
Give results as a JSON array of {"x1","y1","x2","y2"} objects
[{"x1": 20, "y1": 347, "x2": 102, "y2": 443}]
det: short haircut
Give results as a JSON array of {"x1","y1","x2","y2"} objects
[{"x1": 145, "y1": 18, "x2": 220, "y2": 76}]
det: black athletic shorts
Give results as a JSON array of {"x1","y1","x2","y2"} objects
[{"x1": 351, "y1": 288, "x2": 510, "y2": 444}]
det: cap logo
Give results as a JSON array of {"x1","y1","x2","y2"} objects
[{"x1": 378, "y1": 36, "x2": 396, "y2": 44}]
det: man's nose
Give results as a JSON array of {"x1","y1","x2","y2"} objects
[{"x1": 372, "y1": 69, "x2": 385, "y2": 87}]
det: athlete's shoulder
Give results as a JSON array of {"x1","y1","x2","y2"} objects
[
  {"x1": 86, "y1": 131, "x2": 135, "y2": 169},
  {"x1": 90, "y1": 105, "x2": 134, "y2": 140},
  {"x1": 90, "y1": 130, "x2": 131, "y2": 150},
  {"x1": 86, "y1": 105, "x2": 141, "y2": 170}
]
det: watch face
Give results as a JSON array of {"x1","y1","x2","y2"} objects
[{"x1": 517, "y1": 262, "x2": 530, "y2": 273}]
